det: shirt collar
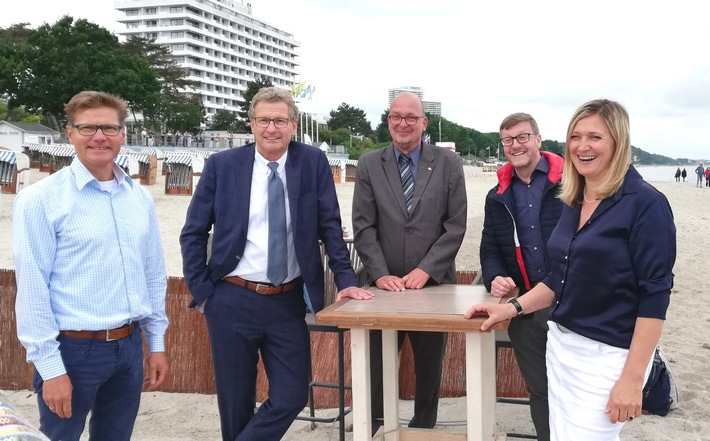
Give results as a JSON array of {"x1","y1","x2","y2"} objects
[
  {"x1": 393, "y1": 143, "x2": 422, "y2": 162},
  {"x1": 255, "y1": 149, "x2": 288, "y2": 173},
  {"x1": 70, "y1": 158, "x2": 131, "y2": 190}
]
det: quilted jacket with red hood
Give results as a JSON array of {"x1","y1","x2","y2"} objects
[{"x1": 479, "y1": 151, "x2": 564, "y2": 294}]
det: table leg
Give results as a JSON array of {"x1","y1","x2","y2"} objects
[
  {"x1": 350, "y1": 329, "x2": 372, "y2": 441},
  {"x1": 466, "y1": 331, "x2": 497, "y2": 441},
  {"x1": 382, "y1": 329, "x2": 400, "y2": 440}
]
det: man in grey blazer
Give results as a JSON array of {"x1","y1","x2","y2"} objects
[{"x1": 352, "y1": 92, "x2": 467, "y2": 433}]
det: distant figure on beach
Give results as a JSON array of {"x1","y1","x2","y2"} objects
[
  {"x1": 480, "y1": 112, "x2": 564, "y2": 441},
  {"x1": 351, "y1": 92, "x2": 467, "y2": 435},
  {"x1": 13, "y1": 91, "x2": 169, "y2": 441},
  {"x1": 180, "y1": 87, "x2": 372, "y2": 441},
  {"x1": 682, "y1": 168, "x2": 687, "y2": 181},
  {"x1": 466, "y1": 99, "x2": 676, "y2": 440},
  {"x1": 674, "y1": 167, "x2": 681, "y2": 182},
  {"x1": 695, "y1": 164, "x2": 704, "y2": 187},
  {"x1": 705, "y1": 167, "x2": 710, "y2": 187}
]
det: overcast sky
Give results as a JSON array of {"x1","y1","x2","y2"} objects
[{"x1": 2, "y1": 0, "x2": 708, "y2": 159}]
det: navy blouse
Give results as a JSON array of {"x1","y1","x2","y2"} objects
[{"x1": 544, "y1": 166, "x2": 676, "y2": 349}]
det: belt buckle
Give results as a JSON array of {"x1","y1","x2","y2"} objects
[
  {"x1": 254, "y1": 283, "x2": 272, "y2": 295},
  {"x1": 103, "y1": 329, "x2": 118, "y2": 342}
]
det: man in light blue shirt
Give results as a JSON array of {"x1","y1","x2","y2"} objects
[{"x1": 13, "y1": 91, "x2": 169, "y2": 441}]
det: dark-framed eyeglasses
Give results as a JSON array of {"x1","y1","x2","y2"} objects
[
  {"x1": 388, "y1": 115, "x2": 425, "y2": 126},
  {"x1": 252, "y1": 117, "x2": 291, "y2": 128},
  {"x1": 71, "y1": 124, "x2": 124, "y2": 137},
  {"x1": 500, "y1": 132, "x2": 536, "y2": 147}
]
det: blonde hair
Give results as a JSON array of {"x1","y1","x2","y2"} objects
[
  {"x1": 64, "y1": 91, "x2": 128, "y2": 125},
  {"x1": 248, "y1": 87, "x2": 299, "y2": 121},
  {"x1": 560, "y1": 99, "x2": 631, "y2": 206}
]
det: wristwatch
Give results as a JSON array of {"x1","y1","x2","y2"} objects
[{"x1": 507, "y1": 297, "x2": 524, "y2": 317}]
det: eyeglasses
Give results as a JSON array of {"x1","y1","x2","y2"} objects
[
  {"x1": 71, "y1": 124, "x2": 123, "y2": 137},
  {"x1": 500, "y1": 133, "x2": 537, "y2": 147},
  {"x1": 252, "y1": 117, "x2": 291, "y2": 128},
  {"x1": 388, "y1": 115, "x2": 425, "y2": 126}
]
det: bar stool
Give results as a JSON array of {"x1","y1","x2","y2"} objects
[
  {"x1": 495, "y1": 329, "x2": 537, "y2": 440},
  {"x1": 295, "y1": 313, "x2": 351, "y2": 441}
]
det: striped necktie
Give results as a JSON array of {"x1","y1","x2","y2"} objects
[{"x1": 398, "y1": 153, "x2": 414, "y2": 213}]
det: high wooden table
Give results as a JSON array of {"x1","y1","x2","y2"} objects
[{"x1": 316, "y1": 284, "x2": 509, "y2": 441}]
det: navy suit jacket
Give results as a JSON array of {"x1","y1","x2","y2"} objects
[{"x1": 180, "y1": 141, "x2": 358, "y2": 312}]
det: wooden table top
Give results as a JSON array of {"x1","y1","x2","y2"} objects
[{"x1": 316, "y1": 284, "x2": 510, "y2": 333}]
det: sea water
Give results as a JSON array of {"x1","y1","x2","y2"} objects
[{"x1": 635, "y1": 165, "x2": 702, "y2": 183}]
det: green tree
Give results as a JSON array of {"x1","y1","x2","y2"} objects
[
  {"x1": 122, "y1": 35, "x2": 197, "y2": 94},
  {"x1": 161, "y1": 93, "x2": 204, "y2": 134},
  {"x1": 0, "y1": 17, "x2": 161, "y2": 131},
  {"x1": 374, "y1": 109, "x2": 391, "y2": 143},
  {"x1": 328, "y1": 103, "x2": 372, "y2": 135},
  {"x1": 0, "y1": 100, "x2": 42, "y2": 123},
  {"x1": 120, "y1": 35, "x2": 200, "y2": 132},
  {"x1": 319, "y1": 128, "x2": 351, "y2": 146},
  {"x1": 211, "y1": 108, "x2": 238, "y2": 131},
  {"x1": 235, "y1": 77, "x2": 273, "y2": 129},
  {"x1": 541, "y1": 139, "x2": 565, "y2": 156}
]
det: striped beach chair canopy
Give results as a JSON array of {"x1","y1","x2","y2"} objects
[
  {"x1": 49, "y1": 145, "x2": 76, "y2": 158},
  {"x1": 114, "y1": 155, "x2": 131, "y2": 168},
  {"x1": 0, "y1": 150, "x2": 16, "y2": 165},
  {"x1": 138, "y1": 148, "x2": 164, "y2": 159},
  {"x1": 164, "y1": 151, "x2": 195, "y2": 166}
]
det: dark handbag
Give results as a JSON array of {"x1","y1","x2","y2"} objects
[{"x1": 641, "y1": 346, "x2": 677, "y2": 416}]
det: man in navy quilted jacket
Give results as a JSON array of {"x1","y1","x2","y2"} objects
[{"x1": 479, "y1": 113, "x2": 564, "y2": 441}]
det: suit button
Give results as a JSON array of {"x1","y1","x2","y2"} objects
[{"x1": 406, "y1": 228, "x2": 413, "y2": 233}]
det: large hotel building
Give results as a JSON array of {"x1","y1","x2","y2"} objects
[{"x1": 114, "y1": 0, "x2": 300, "y2": 122}]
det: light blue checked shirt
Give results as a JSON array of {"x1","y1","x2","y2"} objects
[{"x1": 13, "y1": 158, "x2": 168, "y2": 380}]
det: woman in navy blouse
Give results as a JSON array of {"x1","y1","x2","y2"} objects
[{"x1": 466, "y1": 99, "x2": 676, "y2": 440}]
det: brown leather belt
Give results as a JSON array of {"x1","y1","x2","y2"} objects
[
  {"x1": 59, "y1": 322, "x2": 140, "y2": 341},
  {"x1": 223, "y1": 275, "x2": 300, "y2": 295}
]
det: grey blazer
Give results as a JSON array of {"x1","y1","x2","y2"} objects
[{"x1": 352, "y1": 143, "x2": 467, "y2": 284}]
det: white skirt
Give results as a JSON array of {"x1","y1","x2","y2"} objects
[{"x1": 546, "y1": 321, "x2": 653, "y2": 441}]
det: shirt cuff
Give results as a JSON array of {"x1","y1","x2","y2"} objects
[
  {"x1": 145, "y1": 334, "x2": 165, "y2": 353},
  {"x1": 34, "y1": 355, "x2": 67, "y2": 381}
]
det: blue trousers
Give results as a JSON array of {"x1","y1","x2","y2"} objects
[
  {"x1": 35, "y1": 328, "x2": 144, "y2": 441},
  {"x1": 205, "y1": 281, "x2": 310, "y2": 441}
]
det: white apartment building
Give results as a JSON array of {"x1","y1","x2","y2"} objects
[
  {"x1": 114, "y1": 0, "x2": 300, "y2": 122},
  {"x1": 387, "y1": 86, "x2": 441, "y2": 116}
]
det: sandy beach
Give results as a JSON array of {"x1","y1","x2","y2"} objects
[{"x1": 1, "y1": 164, "x2": 709, "y2": 440}]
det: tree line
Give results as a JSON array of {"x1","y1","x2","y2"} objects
[
  {"x1": 0, "y1": 16, "x2": 204, "y2": 135},
  {"x1": 1, "y1": 16, "x2": 677, "y2": 164}
]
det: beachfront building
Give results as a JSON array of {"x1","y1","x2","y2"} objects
[
  {"x1": 387, "y1": 86, "x2": 441, "y2": 116},
  {"x1": 114, "y1": 0, "x2": 300, "y2": 124},
  {"x1": 0, "y1": 121, "x2": 59, "y2": 153}
]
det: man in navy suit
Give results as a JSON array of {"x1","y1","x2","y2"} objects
[{"x1": 180, "y1": 87, "x2": 372, "y2": 441}]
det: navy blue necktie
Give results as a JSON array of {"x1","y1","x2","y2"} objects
[
  {"x1": 398, "y1": 154, "x2": 414, "y2": 213},
  {"x1": 267, "y1": 162, "x2": 287, "y2": 286}
]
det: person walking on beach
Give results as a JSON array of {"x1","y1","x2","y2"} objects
[
  {"x1": 180, "y1": 87, "x2": 372, "y2": 441},
  {"x1": 479, "y1": 112, "x2": 564, "y2": 441},
  {"x1": 682, "y1": 168, "x2": 687, "y2": 182},
  {"x1": 466, "y1": 99, "x2": 676, "y2": 440},
  {"x1": 704, "y1": 167, "x2": 710, "y2": 187},
  {"x1": 674, "y1": 167, "x2": 681, "y2": 182},
  {"x1": 695, "y1": 164, "x2": 704, "y2": 187},
  {"x1": 351, "y1": 92, "x2": 467, "y2": 435},
  {"x1": 13, "y1": 91, "x2": 169, "y2": 441}
]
